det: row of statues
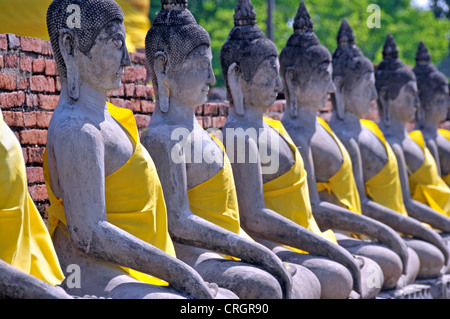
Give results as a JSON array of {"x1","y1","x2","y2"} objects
[{"x1": 1, "y1": 0, "x2": 450, "y2": 299}]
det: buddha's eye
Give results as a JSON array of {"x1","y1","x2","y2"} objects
[
  {"x1": 198, "y1": 60, "x2": 209, "y2": 70},
  {"x1": 113, "y1": 39, "x2": 123, "y2": 49}
]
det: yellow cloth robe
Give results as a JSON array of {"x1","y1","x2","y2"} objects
[
  {"x1": 0, "y1": 111, "x2": 64, "y2": 286},
  {"x1": 43, "y1": 103, "x2": 175, "y2": 286},
  {"x1": 408, "y1": 130, "x2": 450, "y2": 217},
  {"x1": 361, "y1": 119, "x2": 409, "y2": 217},
  {"x1": 263, "y1": 117, "x2": 337, "y2": 254},
  {"x1": 187, "y1": 134, "x2": 254, "y2": 260},
  {"x1": 316, "y1": 117, "x2": 362, "y2": 215},
  {"x1": 438, "y1": 128, "x2": 450, "y2": 186}
]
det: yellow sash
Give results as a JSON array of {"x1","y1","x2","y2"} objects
[
  {"x1": 438, "y1": 128, "x2": 450, "y2": 186},
  {"x1": 187, "y1": 134, "x2": 254, "y2": 261},
  {"x1": 316, "y1": 117, "x2": 362, "y2": 215},
  {"x1": 408, "y1": 130, "x2": 450, "y2": 217},
  {"x1": 0, "y1": 111, "x2": 64, "y2": 286},
  {"x1": 262, "y1": 117, "x2": 337, "y2": 254},
  {"x1": 361, "y1": 120, "x2": 409, "y2": 217},
  {"x1": 43, "y1": 103, "x2": 176, "y2": 286}
]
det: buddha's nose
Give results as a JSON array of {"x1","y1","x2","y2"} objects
[
  {"x1": 328, "y1": 80, "x2": 336, "y2": 94},
  {"x1": 121, "y1": 46, "x2": 132, "y2": 67}
]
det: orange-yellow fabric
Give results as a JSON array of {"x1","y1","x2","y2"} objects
[
  {"x1": 361, "y1": 119, "x2": 409, "y2": 217},
  {"x1": 316, "y1": 117, "x2": 362, "y2": 215},
  {"x1": 262, "y1": 117, "x2": 337, "y2": 254},
  {"x1": 408, "y1": 130, "x2": 450, "y2": 217},
  {"x1": 187, "y1": 134, "x2": 254, "y2": 260},
  {"x1": 0, "y1": 111, "x2": 64, "y2": 286},
  {"x1": 438, "y1": 128, "x2": 450, "y2": 186},
  {"x1": 43, "y1": 102, "x2": 175, "y2": 286}
]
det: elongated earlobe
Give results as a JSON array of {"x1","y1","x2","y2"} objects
[
  {"x1": 154, "y1": 52, "x2": 170, "y2": 113},
  {"x1": 228, "y1": 63, "x2": 245, "y2": 115},
  {"x1": 333, "y1": 76, "x2": 345, "y2": 120},
  {"x1": 379, "y1": 88, "x2": 390, "y2": 126},
  {"x1": 59, "y1": 29, "x2": 80, "y2": 100},
  {"x1": 285, "y1": 67, "x2": 298, "y2": 118}
]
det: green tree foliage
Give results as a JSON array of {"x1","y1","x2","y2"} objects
[{"x1": 149, "y1": 0, "x2": 450, "y2": 88}]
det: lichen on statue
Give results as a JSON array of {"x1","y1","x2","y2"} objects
[
  {"x1": 141, "y1": 0, "x2": 297, "y2": 299},
  {"x1": 44, "y1": 0, "x2": 220, "y2": 299}
]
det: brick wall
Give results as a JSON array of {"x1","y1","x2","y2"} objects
[{"x1": 1, "y1": 33, "x2": 448, "y2": 219}]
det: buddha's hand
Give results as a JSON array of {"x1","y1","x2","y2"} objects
[
  {"x1": 171, "y1": 266, "x2": 216, "y2": 299},
  {"x1": 261, "y1": 252, "x2": 295, "y2": 299}
]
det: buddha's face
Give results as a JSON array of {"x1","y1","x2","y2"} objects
[
  {"x1": 240, "y1": 56, "x2": 282, "y2": 111},
  {"x1": 166, "y1": 44, "x2": 216, "y2": 109},
  {"x1": 76, "y1": 20, "x2": 130, "y2": 94},
  {"x1": 290, "y1": 54, "x2": 334, "y2": 110},
  {"x1": 344, "y1": 71, "x2": 377, "y2": 118},
  {"x1": 389, "y1": 80, "x2": 420, "y2": 123},
  {"x1": 424, "y1": 83, "x2": 450, "y2": 123}
]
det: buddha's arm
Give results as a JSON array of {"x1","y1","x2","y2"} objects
[
  {"x1": 229, "y1": 137, "x2": 362, "y2": 294},
  {"x1": 300, "y1": 141, "x2": 409, "y2": 270},
  {"x1": 53, "y1": 128, "x2": 214, "y2": 299},
  {"x1": 0, "y1": 259, "x2": 72, "y2": 299},
  {"x1": 143, "y1": 135, "x2": 294, "y2": 299},
  {"x1": 425, "y1": 138, "x2": 442, "y2": 176}
]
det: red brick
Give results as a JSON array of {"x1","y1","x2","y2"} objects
[
  {"x1": 22, "y1": 147, "x2": 28, "y2": 163},
  {"x1": 30, "y1": 76, "x2": 55, "y2": 92},
  {"x1": 130, "y1": 52, "x2": 146, "y2": 65},
  {"x1": 21, "y1": 37, "x2": 46, "y2": 54},
  {"x1": 26, "y1": 167, "x2": 44, "y2": 184},
  {"x1": 195, "y1": 105, "x2": 203, "y2": 115},
  {"x1": 0, "y1": 92, "x2": 26, "y2": 108},
  {"x1": 38, "y1": 94, "x2": 59, "y2": 110},
  {"x1": 26, "y1": 94, "x2": 39, "y2": 107},
  {"x1": 212, "y1": 116, "x2": 226, "y2": 129},
  {"x1": 122, "y1": 66, "x2": 146, "y2": 83},
  {"x1": 218, "y1": 104, "x2": 229, "y2": 116},
  {"x1": 2, "y1": 111, "x2": 23, "y2": 127},
  {"x1": 140, "y1": 100, "x2": 155, "y2": 113},
  {"x1": 55, "y1": 77, "x2": 61, "y2": 92},
  {"x1": 202, "y1": 116, "x2": 212, "y2": 129},
  {"x1": 135, "y1": 85, "x2": 153, "y2": 99},
  {"x1": 17, "y1": 78, "x2": 29, "y2": 90},
  {"x1": 0, "y1": 34, "x2": 7, "y2": 51},
  {"x1": 4, "y1": 54, "x2": 18, "y2": 68},
  {"x1": 196, "y1": 116, "x2": 204, "y2": 127},
  {"x1": 28, "y1": 184, "x2": 48, "y2": 202},
  {"x1": 203, "y1": 103, "x2": 218, "y2": 116},
  {"x1": 108, "y1": 84, "x2": 124, "y2": 97},
  {"x1": 125, "y1": 99, "x2": 141, "y2": 112},
  {"x1": 0, "y1": 55, "x2": 3, "y2": 69},
  {"x1": 125, "y1": 83, "x2": 135, "y2": 97},
  {"x1": 20, "y1": 55, "x2": 32, "y2": 73},
  {"x1": 36, "y1": 111, "x2": 53, "y2": 128},
  {"x1": 45, "y1": 60, "x2": 57, "y2": 76},
  {"x1": 20, "y1": 129, "x2": 47, "y2": 145},
  {"x1": 32, "y1": 59, "x2": 46, "y2": 73},
  {"x1": 0, "y1": 73, "x2": 17, "y2": 91},
  {"x1": 109, "y1": 98, "x2": 125, "y2": 108},
  {"x1": 27, "y1": 147, "x2": 45, "y2": 164},
  {"x1": 23, "y1": 111, "x2": 37, "y2": 127},
  {"x1": 134, "y1": 114, "x2": 150, "y2": 129}
]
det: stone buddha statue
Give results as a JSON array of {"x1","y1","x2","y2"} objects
[
  {"x1": 280, "y1": 5, "x2": 410, "y2": 291},
  {"x1": 44, "y1": 0, "x2": 220, "y2": 299},
  {"x1": 330, "y1": 30, "x2": 449, "y2": 280},
  {"x1": 0, "y1": 110, "x2": 71, "y2": 299},
  {"x1": 141, "y1": 0, "x2": 301, "y2": 299},
  {"x1": 413, "y1": 42, "x2": 450, "y2": 188},
  {"x1": 220, "y1": 0, "x2": 377, "y2": 299}
]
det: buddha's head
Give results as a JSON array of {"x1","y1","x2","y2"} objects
[
  {"x1": 413, "y1": 41, "x2": 450, "y2": 127},
  {"x1": 332, "y1": 19, "x2": 377, "y2": 119},
  {"x1": 220, "y1": 0, "x2": 281, "y2": 115},
  {"x1": 47, "y1": 0, "x2": 130, "y2": 100},
  {"x1": 145, "y1": 0, "x2": 215, "y2": 113},
  {"x1": 279, "y1": 1, "x2": 334, "y2": 118},
  {"x1": 375, "y1": 34, "x2": 420, "y2": 126}
]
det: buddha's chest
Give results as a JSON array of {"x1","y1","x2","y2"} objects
[
  {"x1": 402, "y1": 137, "x2": 425, "y2": 174},
  {"x1": 358, "y1": 129, "x2": 389, "y2": 181},
  {"x1": 437, "y1": 133, "x2": 450, "y2": 175}
]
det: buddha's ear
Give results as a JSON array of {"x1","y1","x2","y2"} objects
[
  {"x1": 416, "y1": 100, "x2": 425, "y2": 127},
  {"x1": 154, "y1": 51, "x2": 170, "y2": 113},
  {"x1": 59, "y1": 28, "x2": 79, "y2": 100},
  {"x1": 285, "y1": 66, "x2": 298, "y2": 118},
  {"x1": 333, "y1": 75, "x2": 345, "y2": 120},
  {"x1": 227, "y1": 63, "x2": 244, "y2": 116},
  {"x1": 378, "y1": 86, "x2": 391, "y2": 126}
]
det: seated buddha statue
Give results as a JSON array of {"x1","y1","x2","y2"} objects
[
  {"x1": 43, "y1": 0, "x2": 221, "y2": 299},
  {"x1": 0, "y1": 110, "x2": 70, "y2": 299},
  {"x1": 220, "y1": 0, "x2": 376, "y2": 299},
  {"x1": 331, "y1": 32, "x2": 449, "y2": 279},
  {"x1": 280, "y1": 5, "x2": 411, "y2": 291},
  {"x1": 412, "y1": 41, "x2": 450, "y2": 214},
  {"x1": 140, "y1": 0, "x2": 303, "y2": 299}
]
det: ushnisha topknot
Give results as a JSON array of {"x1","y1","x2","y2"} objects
[
  {"x1": 145, "y1": 0, "x2": 211, "y2": 103},
  {"x1": 279, "y1": 1, "x2": 330, "y2": 80},
  {"x1": 413, "y1": 41, "x2": 448, "y2": 116},
  {"x1": 375, "y1": 33, "x2": 416, "y2": 100},
  {"x1": 332, "y1": 19, "x2": 373, "y2": 88},
  {"x1": 46, "y1": 0, "x2": 124, "y2": 78},
  {"x1": 220, "y1": 0, "x2": 278, "y2": 103}
]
